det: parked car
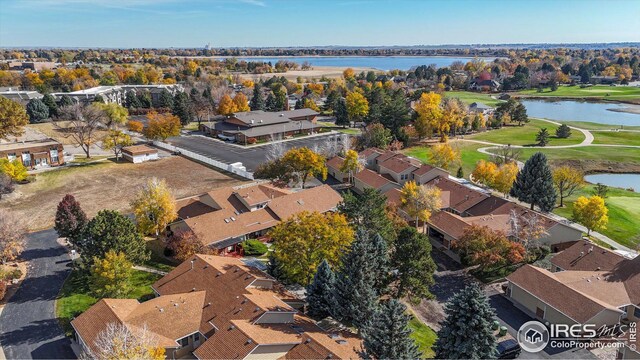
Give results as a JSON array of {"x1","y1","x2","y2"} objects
[{"x1": 497, "y1": 339, "x2": 522, "y2": 359}]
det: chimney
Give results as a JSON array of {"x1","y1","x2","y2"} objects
[{"x1": 191, "y1": 259, "x2": 196, "y2": 270}]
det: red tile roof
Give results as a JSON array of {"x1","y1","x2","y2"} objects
[{"x1": 354, "y1": 168, "x2": 397, "y2": 189}]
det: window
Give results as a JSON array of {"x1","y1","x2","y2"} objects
[
  {"x1": 22, "y1": 152, "x2": 31, "y2": 167},
  {"x1": 634, "y1": 306, "x2": 640, "y2": 318},
  {"x1": 50, "y1": 149, "x2": 59, "y2": 163},
  {"x1": 178, "y1": 337, "x2": 189, "y2": 347},
  {"x1": 194, "y1": 333, "x2": 200, "y2": 342},
  {"x1": 7, "y1": 153, "x2": 16, "y2": 161}
]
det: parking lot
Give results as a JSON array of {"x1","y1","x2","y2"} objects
[{"x1": 166, "y1": 132, "x2": 347, "y2": 172}]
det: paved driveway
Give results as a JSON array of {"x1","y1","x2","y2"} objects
[
  {"x1": 0, "y1": 229, "x2": 75, "y2": 359},
  {"x1": 167, "y1": 132, "x2": 346, "y2": 172}
]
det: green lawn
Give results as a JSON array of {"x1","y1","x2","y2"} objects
[
  {"x1": 404, "y1": 141, "x2": 490, "y2": 180},
  {"x1": 517, "y1": 85, "x2": 640, "y2": 102},
  {"x1": 444, "y1": 91, "x2": 502, "y2": 107},
  {"x1": 552, "y1": 185, "x2": 640, "y2": 249},
  {"x1": 144, "y1": 238, "x2": 179, "y2": 272},
  {"x1": 491, "y1": 146, "x2": 640, "y2": 165},
  {"x1": 467, "y1": 119, "x2": 586, "y2": 146},
  {"x1": 56, "y1": 269, "x2": 161, "y2": 336},
  {"x1": 548, "y1": 120, "x2": 640, "y2": 131},
  {"x1": 591, "y1": 131, "x2": 640, "y2": 146},
  {"x1": 409, "y1": 316, "x2": 437, "y2": 359}
]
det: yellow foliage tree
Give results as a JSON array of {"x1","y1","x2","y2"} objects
[
  {"x1": 0, "y1": 96, "x2": 29, "y2": 140},
  {"x1": 493, "y1": 162, "x2": 519, "y2": 195},
  {"x1": 0, "y1": 158, "x2": 28, "y2": 181},
  {"x1": 217, "y1": 94, "x2": 238, "y2": 115},
  {"x1": 400, "y1": 181, "x2": 442, "y2": 230},
  {"x1": 130, "y1": 178, "x2": 178, "y2": 236},
  {"x1": 233, "y1": 93, "x2": 250, "y2": 112},
  {"x1": 472, "y1": 160, "x2": 498, "y2": 186},
  {"x1": 345, "y1": 91, "x2": 369, "y2": 123},
  {"x1": 269, "y1": 211, "x2": 354, "y2": 285},
  {"x1": 339, "y1": 149, "x2": 362, "y2": 183},
  {"x1": 127, "y1": 120, "x2": 144, "y2": 133},
  {"x1": 414, "y1": 92, "x2": 442, "y2": 139},
  {"x1": 553, "y1": 166, "x2": 584, "y2": 207},
  {"x1": 429, "y1": 143, "x2": 461, "y2": 170},
  {"x1": 302, "y1": 98, "x2": 320, "y2": 112},
  {"x1": 186, "y1": 60, "x2": 198, "y2": 76},
  {"x1": 91, "y1": 322, "x2": 165, "y2": 360},
  {"x1": 102, "y1": 130, "x2": 133, "y2": 162},
  {"x1": 280, "y1": 147, "x2": 328, "y2": 188},
  {"x1": 89, "y1": 250, "x2": 132, "y2": 298},
  {"x1": 143, "y1": 111, "x2": 181, "y2": 141},
  {"x1": 343, "y1": 68, "x2": 355, "y2": 80},
  {"x1": 573, "y1": 196, "x2": 608, "y2": 235}
]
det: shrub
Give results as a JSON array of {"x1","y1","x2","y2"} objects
[
  {"x1": 241, "y1": 239, "x2": 268, "y2": 256},
  {"x1": 247, "y1": 137, "x2": 257, "y2": 144},
  {"x1": 0, "y1": 281, "x2": 6, "y2": 301},
  {"x1": 127, "y1": 120, "x2": 144, "y2": 133}
]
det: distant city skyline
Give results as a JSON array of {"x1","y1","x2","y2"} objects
[{"x1": 0, "y1": 0, "x2": 638, "y2": 48}]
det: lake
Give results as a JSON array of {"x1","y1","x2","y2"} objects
[
  {"x1": 520, "y1": 100, "x2": 640, "y2": 127},
  {"x1": 584, "y1": 173, "x2": 640, "y2": 191},
  {"x1": 214, "y1": 56, "x2": 496, "y2": 71}
]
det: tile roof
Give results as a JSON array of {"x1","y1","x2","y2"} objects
[
  {"x1": 359, "y1": 148, "x2": 384, "y2": 158},
  {"x1": 412, "y1": 163, "x2": 437, "y2": 176},
  {"x1": 122, "y1": 145, "x2": 157, "y2": 156},
  {"x1": 427, "y1": 211, "x2": 472, "y2": 239},
  {"x1": 354, "y1": 168, "x2": 397, "y2": 190},
  {"x1": 466, "y1": 196, "x2": 558, "y2": 230},
  {"x1": 551, "y1": 240, "x2": 626, "y2": 272},
  {"x1": 378, "y1": 156, "x2": 418, "y2": 174},
  {"x1": 326, "y1": 156, "x2": 345, "y2": 170},
  {"x1": 427, "y1": 176, "x2": 489, "y2": 213},
  {"x1": 266, "y1": 185, "x2": 342, "y2": 221}
]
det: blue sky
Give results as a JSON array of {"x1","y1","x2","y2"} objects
[{"x1": 0, "y1": 0, "x2": 638, "y2": 48}]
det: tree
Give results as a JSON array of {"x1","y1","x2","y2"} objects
[
  {"x1": 390, "y1": 226, "x2": 436, "y2": 303},
  {"x1": 338, "y1": 189, "x2": 396, "y2": 242},
  {"x1": 593, "y1": 183, "x2": 609, "y2": 198},
  {"x1": 280, "y1": 147, "x2": 328, "y2": 188},
  {"x1": 332, "y1": 230, "x2": 387, "y2": 331},
  {"x1": 233, "y1": 92, "x2": 250, "y2": 112},
  {"x1": 130, "y1": 178, "x2": 177, "y2": 236},
  {"x1": 42, "y1": 93, "x2": 59, "y2": 118},
  {"x1": 429, "y1": 143, "x2": 460, "y2": 170},
  {"x1": 0, "y1": 209, "x2": 26, "y2": 264},
  {"x1": 360, "y1": 123, "x2": 392, "y2": 149},
  {"x1": 472, "y1": 160, "x2": 498, "y2": 186},
  {"x1": 334, "y1": 97, "x2": 350, "y2": 127},
  {"x1": 89, "y1": 322, "x2": 165, "y2": 360},
  {"x1": 80, "y1": 210, "x2": 149, "y2": 268},
  {"x1": 340, "y1": 149, "x2": 362, "y2": 183},
  {"x1": 166, "y1": 230, "x2": 211, "y2": 262},
  {"x1": 137, "y1": 91, "x2": 152, "y2": 108},
  {"x1": 0, "y1": 173, "x2": 14, "y2": 199},
  {"x1": 102, "y1": 130, "x2": 133, "y2": 161},
  {"x1": 555, "y1": 124, "x2": 572, "y2": 138},
  {"x1": 508, "y1": 210, "x2": 549, "y2": 255},
  {"x1": 362, "y1": 299, "x2": 421, "y2": 360},
  {"x1": 90, "y1": 250, "x2": 133, "y2": 298},
  {"x1": 510, "y1": 152, "x2": 557, "y2": 212},
  {"x1": 453, "y1": 225, "x2": 525, "y2": 269},
  {"x1": 0, "y1": 97, "x2": 29, "y2": 140},
  {"x1": 143, "y1": 111, "x2": 181, "y2": 141},
  {"x1": 573, "y1": 195, "x2": 608, "y2": 236},
  {"x1": 434, "y1": 284, "x2": 498, "y2": 359},
  {"x1": 217, "y1": 94, "x2": 237, "y2": 115},
  {"x1": 250, "y1": 84, "x2": 265, "y2": 111},
  {"x1": 553, "y1": 166, "x2": 584, "y2": 207},
  {"x1": 512, "y1": 102, "x2": 529, "y2": 125},
  {"x1": 94, "y1": 103, "x2": 128, "y2": 128},
  {"x1": 158, "y1": 89, "x2": 174, "y2": 108},
  {"x1": 343, "y1": 68, "x2": 355, "y2": 80},
  {"x1": 491, "y1": 144, "x2": 522, "y2": 165},
  {"x1": 536, "y1": 128, "x2": 550, "y2": 146},
  {"x1": 172, "y1": 91, "x2": 193, "y2": 125},
  {"x1": 414, "y1": 92, "x2": 442, "y2": 139},
  {"x1": 493, "y1": 162, "x2": 519, "y2": 196},
  {"x1": 58, "y1": 94, "x2": 74, "y2": 108},
  {"x1": 0, "y1": 159, "x2": 28, "y2": 181},
  {"x1": 269, "y1": 211, "x2": 354, "y2": 285},
  {"x1": 456, "y1": 166, "x2": 464, "y2": 178},
  {"x1": 26, "y1": 98, "x2": 49, "y2": 123},
  {"x1": 127, "y1": 120, "x2": 144, "y2": 133},
  {"x1": 54, "y1": 194, "x2": 88, "y2": 246},
  {"x1": 400, "y1": 181, "x2": 441, "y2": 230},
  {"x1": 305, "y1": 259, "x2": 336, "y2": 319},
  {"x1": 345, "y1": 91, "x2": 369, "y2": 123},
  {"x1": 125, "y1": 90, "x2": 142, "y2": 108},
  {"x1": 58, "y1": 103, "x2": 107, "y2": 158}
]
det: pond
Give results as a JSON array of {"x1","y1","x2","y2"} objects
[
  {"x1": 520, "y1": 100, "x2": 640, "y2": 127},
  {"x1": 584, "y1": 173, "x2": 640, "y2": 191}
]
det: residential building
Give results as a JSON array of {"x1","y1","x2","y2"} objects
[
  {"x1": 72, "y1": 255, "x2": 363, "y2": 359},
  {"x1": 0, "y1": 89, "x2": 44, "y2": 105},
  {"x1": 469, "y1": 78, "x2": 501, "y2": 92},
  {"x1": 0, "y1": 138, "x2": 65, "y2": 169},
  {"x1": 616, "y1": 322, "x2": 639, "y2": 360},
  {"x1": 352, "y1": 168, "x2": 400, "y2": 195},
  {"x1": 51, "y1": 84, "x2": 184, "y2": 105},
  {"x1": 168, "y1": 183, "x2": 342, "y2": 254},
  {"x1": 469, "y1": 102, "x2": 495, "y2": 116},
  {"x1": 201, "y1": 109, "x2": 319, "y2": 143},
  {"x1": 7, "y1": 61, "x2": 57, "y2": 71},
  {"x1": 122, "y1": 145, "x2": 159, "y2": 163},
  {"x1": 326, "y1": 156, "x2": 348, "y2": 182}
]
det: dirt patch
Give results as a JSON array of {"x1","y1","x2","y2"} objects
[
  {"x1": 410, "y1": 299, "x2": 445, "y2": 331},
  {"x1": 0, "y1": 261, "x2": 28, "y2": 307},
  {"x1": 26, "y1": 122, "x2": 110, "y2": 145},
  {"x1": 551, "y1": 159, "x2": 640, "y2": 174},
  {"x1": 0, "y1": 156, "x2": 247, "y2": 231}
]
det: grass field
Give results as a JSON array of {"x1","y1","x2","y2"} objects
[
  {"x1": 546, "y1": 120, "x2": 640, "y2": 131},
  {"x1": 488, "y1": 146, "x2": 640, "y2": 165},
  {"x1": 27, "y1": 122, "x2": 109, "y2": 145},
  {"x1": 444, "y1": 91, "x2": 502, "y2": 106},
  {"x1": 409, "y1": 316, "x2": 437, "y2": 359},
  {"x1": 56, "y1": 269, "x2": 161, "y2": 336},
  {"x1": 517, "y1": 85, "x2": 640, "y2": 102},
  {"x1": 404, "y1": 141, "x2": 490, "y2": 179},
  {"x1": 591, "y1": 131, "x2": 640, "y2": 146},
  {"x1": 467, "y1": 119, "x2": 586, "y2": 146},
  {"x1": 553, "y1": 185, "x2": 640, "y2": 249}
]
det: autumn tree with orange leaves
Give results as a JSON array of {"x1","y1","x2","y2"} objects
[{"x1": 453, "y1": 225, "x2": 525, "y2": 270}]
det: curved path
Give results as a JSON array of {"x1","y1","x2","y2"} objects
[{"x1": 0, "y1": 229, "x2": 75, "y2": 360}]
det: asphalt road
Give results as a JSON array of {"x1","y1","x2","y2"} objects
[
  {"x1": 166, "y1": 132, "x2": 346, "y2": 172},
  {"x1": 0, "y1": 229, "x2": 75, "y2": 360}
]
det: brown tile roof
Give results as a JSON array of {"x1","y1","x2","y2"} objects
[
  {"x1": 427, "y1": 211, "x2": 472, "y2": 240},
  {"x1": 412, "y1": 163, "x2": 436, "y2": 176},
  {"x1": 326, "y1": 156, "x2": 345, "y2": 170},
  {"x1": 426, "y1": 176, "x2": 489, "y2": 213},
  {"x1": 267, "y1": 185, "x2": 342, "y2": 221},
  {"x1": 378, "y1": 156, "x2": 418, "y2": 174},
  {"x1": 122, "y1": 144, "x2": 157, "y2": 156},
  {"x1": 359, "y1": 147, "x2": 384, "y2": 158},
  {"x1": 466, "y1": 195, "x2": 558, "y2": 230},
  {"x1": 234, "y1": 184, "x2": 288, "y2": 206},
  {"x1": 551, "y1": 240, "x2": 626, "y2": 271},
  {"x1": 354, "y1": 168, "x2": 397, "y2": 189},
  {"x1": 175, "y1": 198, "x2": 216, "y2": 219}
]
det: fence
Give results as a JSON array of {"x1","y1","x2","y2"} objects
[{"x1": 153, "y1": 141, "x2": 254, "y2": 180}]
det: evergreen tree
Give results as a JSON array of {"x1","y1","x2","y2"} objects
[
  {"x1": 390, "y1": 227, "x2": 436, "y2": 303},
  {"x1": 158, "y1": 89, "x2": 174, "y2": 108},
  {"x1": 535, "y1": 128, "x2": 550, "y2": 146},
  {"x1": 137, "y1": 91, "x2": 152, "y2": 108},
  {"x1": 380, "y1": 89, "x2": 410, "y2": 137},
  {"x1": 93, "y1": 95, "x2": 105, "y2": 103},
  {"x1": 250, "y1": 84, "x2": 265, "y2": 111},
  {"x1": 294, "y1": 98, "x2": 303, "y2": 110},
  {"x1": 172, "y1": 91, "x2": 193, "y2": 125},
  {"x1": 274, "y1": 87, "x2": 288, "y2": 111},
  {"x1": 42, "y1": 94, "x2": 59, "y2": 118},
  {"x1": 512, "y1": 103, "x2": 529, "y2": 125},
  {"x1": 26, "y1": 98, "x2": 49, "y2": 123},
  {"x1": 306, "y1": 260, "x2": 336, "y2": 319},
  {"x1": 54, "y1": 194, "x2": 88, "y2": 246},
  {"x1": 362, "y1": 299, "x2": 421, "y2": 360},
  {"x1": 510, "y1": 152, "x2": 557, "y2": 212},
  {"x1": 555, "y1": 124, "x2": 571, "y2": 138},
  {"x1": 125, "y1": 90, "x2": 141, "y2": 109},
  {"x1": 338, "y1": 189, "x2": 396, "y2": 243},
  {"x1": 332, "y1": 229, "x2": 387, "y2": 330},
  {"x1": 456, "y1": 166, "x2": 464, "y2": 178},
  {"x1": 334, "y1": 98, "x2": 350, "y2": 127},
  {"x1": 79, "y1": 210, "x2": 150, "y2": 268},
  {"x1": 202, "y1": 86, "x2": 213, "y2": 105},
  {"x1": 58, "y1": 94, "x2": 74, "y2": 108},
  {"x1": 265, "y1": 93, "x2": 277, "y2": 112},
  {"x1": 324, "y1": 89, "x2": 341, "y2": 112},
  {"x1": 434, "y1": 284, "x2": 498, "y2": 359}
]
